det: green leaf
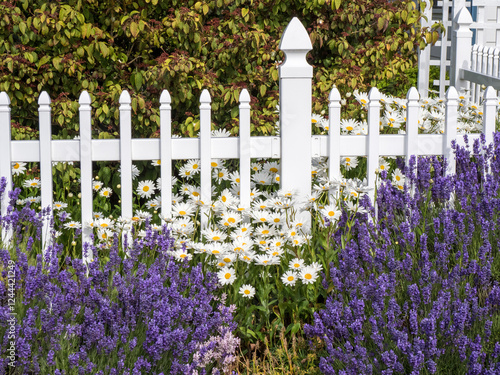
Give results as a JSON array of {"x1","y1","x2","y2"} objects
[
  {"x1": 242, "y1": 8, "x2": 249, "y2": 17},
  {"x1": 377, "y1": 16, "x2": 385, "y2": 31},
  {"x1": 130, "y1": 22, "x2": 139, "y2": 38},
  {"x1": 333, "y1": 0, "x2": 341, "y2": 10}
]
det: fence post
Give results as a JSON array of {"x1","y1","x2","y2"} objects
[
  {"x1": 79, "y1": 91, "x2": 93, "y2": 262},
  {"x1": 38, "y1": 92, "x2": 53, "y2": 253},
  {"x1": 160, "y1": 90, "x2": 173, "y2": 223},
  {"x1": 279, "y1": 17, "x2": 313, "y2": 230},
  {"x1": 417, "y1": 0, "x2": 432, "y2": 98},
  {"x1": 199, "y1": 89, "x2": 212, "y2": 230},
  {"x1": 444, "y1": 86, "x2": 458, "y2": 176},
  {"x1": 0, "y1": 92, "x2": 12, "y2": 247},
  {"x1": 450, "y1": 7, "x2": 473, "y2": 92}
]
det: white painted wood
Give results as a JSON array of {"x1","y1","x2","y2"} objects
[
  {"x1": 119, "y1": 90, "x2": 132, "y2": 249},
  {"x1": 79, "y1": 91, "x2": 93, "y2": 262},
  {"x1": 199, "y1": 89, "x2": 211, "y2": 229},
  {"x1": 405, "y1": 87, "x2": 420, "y2": 199},
  {"x1": 451, "y1": 7, "x2": 473, "y2": 93},
  {"x1": 0, "y1": 92, "x2": 13, "y2": 247},
  {"x1": 418, "y1": 0, "x2": 432, "y2": 98},
  {"x1": 366, "y1": 88, "x2": 380, "y2": 209},
  {"x1": 38, "y1": 91, "x2": 53, "y2": 253},
  {"x1": 239, "y1": 89, "x2": 251, "y2": 210},
  {"x1": 483, "y1": 86, "x2": 497, "y2": 148},
  {"x1": 444, "y1": 86, "x2": 458, "y2": 176},
  {"x1": 328, "y1": 88, "x2": 341, "y2": 202},
  {"x1": 279, "y1": 17, "x2": 313, "y2": 231},
  {"x1": 159, "y1": 90, "x2": 172, "y2": 222}
]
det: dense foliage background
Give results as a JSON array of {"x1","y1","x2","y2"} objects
[{"x1": 0, "y1": 0, "x2": 440, "y2": 139}]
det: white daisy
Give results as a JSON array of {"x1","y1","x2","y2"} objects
[
  {"x1": 300, "y1": 265, "x2": 319, "y2": 285},
  {"x1": 100, "y1": 187, "x2": 112, "y2": 198},
  {"x1": 23, "y1": 178, "x2": 41, "y2": 189},
  {"x1": 217, "y1": 266, "x2": 236, "y2": 285},
  {"x1": 137, "y1": 180, "x2": 156, "y2": 199},
  {"x1": 92, "y1": 180, "x2": 103, "y2": 191},
  {"x1": 12, "y1": 162, "x2": 27, "y2": 176},
  {"x1": 281, "y1": 270, "x2": 298, "y2": 286},
  {"x1": 53, "y1": 201, "x2": 68, "y2": 210},
  {"x1": 239, "y1": 284, "x2": 256, "y2": 298}
]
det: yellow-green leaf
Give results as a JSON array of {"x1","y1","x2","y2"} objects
[{"x1": 130, "y1": 22, "x2": 139, "y2": 38}]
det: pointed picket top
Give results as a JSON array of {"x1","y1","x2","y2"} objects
[
  {"x1": 38, "y1": 91, "x2": 51, "y2": 106},
  {"x1": 160, "y1": 89, "x2": 171, "y2": 104},
  {"x1": 406, "y1": 87, "x2": 420, "y2": 101},
  {"x1": 0, "y1": 92, "x2": 10, "y2": 106},
  {"x1": 455, "y1": 6, "x2": 473, "y2": 28},
  {"x1": 239, "y1": 88, "x2": 250, "y2": 104},
  {"x1": 79, "y1": 91, "x2": 91, "y2": 106},
  {"x1": 280, "y1": 17, "x2": 312, "y2": 52},
  {"x1": 200, "y1": 89, "x2": 211, "y2": 103},
  {"x1": 445, "y1": 86, "x2": 459, "y2": 101},
  {"x1": 119, "y1": 90, "x2": 131, "y2": 105},
  {"x1": 368, "y1": 87, "x2": 381, "y2": 102},
  {"x1": 329, "y1": 87, "x2": 341, "y2": 102},
  {"x1": 484, "y1": 85, "x2": 497, "y2": 100}
]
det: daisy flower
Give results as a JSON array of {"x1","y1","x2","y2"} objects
[
  {"x1": 281, "y1": 270, "x2": 298, "y2": 286},
  {"x1": 320, "y1": 205, "x2": 342, "y2": 222},
  {"x1": 173, "y1": 249, "x2": 193, "y2": 262},
  {"x1": 185, "y1": 159, "x2": 201, "y2": 175},
  {"x1": 255, "y1": 225, "x2": 275, "y2": 237},
  {"x1": 12, "y1": 162, "x2": 27, "y2": 176},
  {"x1": 211, "y1": 159, "x2": 222, "y2": 168},
  {"x1": 220, "y1": 211, "x2": 242, "y2": 228},
  {"x1": 392, "y1": 168, "x2": 405, "y2": 184},
  {"x1": 202, "y1": 228, "x2": 227, "y2": 242},
  {"x1": 212, "y1": 128, "x2": 231, "y2": 137},
  {"x1": 63, "y1": 221, "x2": 81, "y2": 229},
  {"x1": 100, "y1": 187, "x2": 112, "y2": 198},
  {"x1": 118, "y1": 164, "x2": 140, "y2": 180},
  {"x1": 212, "y1": 167, "x2": 230, "y2": 183},
  {"x1": 251, "y1": 210, "x2": 272, "y2": 224},
  {"x1": 97, "y1": 228, "x2": 114, "y2": 241},
  {"x1": 92, "y1": 180, "x2": 103, "y2": 191},
  {"x1": 218, "y1": 252, "x2": 237, "y2": 266},
  {"x1": 146, "y1": 198, "x2": 161, "y2": 209},
  {"x1": 179, "y1": 165, "x2": 195, "y2": 179},
  {"x1": 252, "y1": 171, "x2": 272, "y2": 185},
  {"x1": 25, "y1": 196, "x2": 41, "y2": 204},
  {"x1": 300, "y1": 265, "x2": 319, "y2": 285},
  {"x1": 137, "y1": 180, "x2": 156, "y2": 199},
  {"x1": 341, "y1": 118, "x2": 359, "y2": 133},
  {"x1": 24, "y1": 179, "x2": 41, "y2": 189},
  {"x1": 354, "y1": 91, "x2": 369, "y2": 108},
  {"x1": 251, "y1": 162, "x2": 262, "y2": 172},
  {"x1": 151, "y1": 159, "x2": 161, "y2": 167},
  {"x1": 254, "y1": 254, "x2": 275, "y2": 266},
  {"x1": 239, "y1": 284, "x2": 256, "y2": 298},
  {"x1": 217, "y1": 266, "x2": 236, "y2": 285},
  {"x1": 96, "y1": 217, "x2": 114, "y2": 229},
  {"x1": 172, "y1": 202, "x2": 196, "y2": 217},
  {"x1": 263, "y1": 161, "x2": 280, "y2": 174},
  {"x1": 289, "y1": 258, "x2": 305, "y2": 270},
  {"x1": 219, "y1": 189, "x2": 237, "y2": 207},
  {"x1": 53, "y1": 201, "x2": 68, "y2": 210},
  {"x1": 342, "y1": 156, "x2": 359, "y2": 171}
]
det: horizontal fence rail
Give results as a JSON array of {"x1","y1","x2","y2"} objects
[{"x1": 0, "y1": 16, "x2": 499, "y2": 262}]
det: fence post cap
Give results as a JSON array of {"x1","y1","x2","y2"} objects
[
  {"x1": 160, "y1": 89, "x2": 171, "y2": 104},
  {"x1": 455, "y1": 6, "x2": 473, "y2": 25},
  {"x1": 445, "y1": 86, "x2": 459, "y2": 100},
  {"x1": 79, "y1": 91, "x2": 91, "y2": 105},
  {"x1": 0, "y1": 92, "x2": 10, "y2": 105},
  {"x1": 406, "y1": 87, "x2": 420, "y2": 101},
  {"x1": 200, "y1": 89, "x2": 211, "y2": 103},
  {"x1": 280, "y1": 17, "x2": 312, "y2": 51},
  {"x1": 329, "y1": 87, "x2": 341, "y2": 102},
  {"x1": 38, "y1": 91, "x2": 51, "y2": 105},
  {"x1": 119, "y1": 90, "x2": 131, "y2": 104},
  {"x1": 239, "y1": 88, "x2": 250, "y2": 103}
]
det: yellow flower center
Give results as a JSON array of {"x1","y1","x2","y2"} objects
[
  {"x1": 244, "y1": 290, "x2": 250, "y2": 295},
  {"x1": 223, "y1": 257, "x2": 231, "y2": 263},
  {"x1": 287, "y1": 276, "x2": 294, "y2": 281},
  {"x1": 100, "y1": 223, "x2": 108, "y2": 228},
  {"x1": 143, "y1": 186, "x2": 149, "y2": 192},
  {"x1": 224, "y1": 273, "x2": 231, "y2": 279},
  {"x1": 213, "y1": 236, "x2": 220, "y2": 241},
  {"x1": 211, "y1": 162, "x2": 218, "y2": 167},
  {"x1": 14, "y1": 163, "x2": 19, "y2": 169},
  {"x1": 192, "y1": 164, "x2": 198, "y2": 169},
  {"x1": 305, "y1": 273, "x2": 312, "y2": 280},
  {"x1": 179, "y1": 210, "x2": 186, "y2": 215},
  {"x1": 180, "y1": 254, "x2": 187, "y2": 258},
  {"x1": 228, "y1": 218, "x2": 236, "y2": 223},
  {"x1": 218, "y1": 172, "x2": 224, "y2": 178},
  {"x1": 270, "y1": 167, "x2": 278, "y2": 173},
  {"x1": 262, "y1": 230, "x2": 269, "y2": 235}
]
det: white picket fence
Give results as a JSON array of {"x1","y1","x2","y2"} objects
[{"x1": 0, "y1": 17, "x2": 499, "y2": 261}]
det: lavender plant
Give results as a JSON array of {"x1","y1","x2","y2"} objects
[
  {"x1": 305, "y1": 133, "x2": 500, "y2": 374},
  {"x1": 0, "y1": 186, "x2": 239, "y2": 375}
]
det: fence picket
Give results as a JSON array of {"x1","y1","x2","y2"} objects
[
  {"x1": 79, "y1": 91, "x2": 93, "y2": 261},
  {"x1": 444, "y1": 87, "x2": 459, "y2": 176},
  {"x1": 38, "y1": 91, "x2": 53, "y2": 251},
  {"x1": 366, "y1": 87, "x2": 381, "y2": 208},
  {"x1": 239, "y1": 89, "x2": 251, "y2": 210},
  {"x1": 160, "y1": 90, "x2": 173, "y2": 222},
  {"x1": 0, "y1": 92, "x2": 12, "y2": 247},
  {"x1": 328, "y1": 87, "x2": 341, "y2": 202},
  {"x1": 405, "y1": 87, "x2": 420, "y2": 198},
  {"x1": 119, "y1": 90, "x2": 132, "y2": 246},
  {"x1": 199, "y1": 89, "x2": 212, "y2": 229}
]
